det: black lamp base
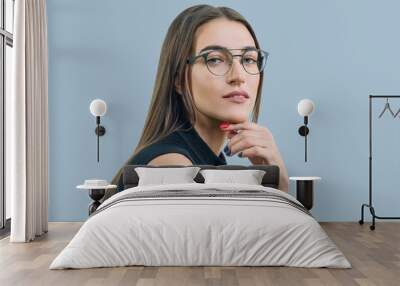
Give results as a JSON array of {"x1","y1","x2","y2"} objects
[
  {"x1": 95, "y1": 125, "x2": 106, "y2": 136},
  {"x1": 298, "y1": 125, "x2": 309, "y2": 136}
]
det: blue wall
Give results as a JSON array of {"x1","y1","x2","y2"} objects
[{"x1": 47, "y1": 0, "x2": 400, "y2": 222}]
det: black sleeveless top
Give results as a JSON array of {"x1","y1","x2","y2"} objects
[{"x1": 116, "y1": 120, "x2": 227, "y2": 191}]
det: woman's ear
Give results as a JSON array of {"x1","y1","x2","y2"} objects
[{"x1": 175, "y1": 76, "x2": 183, "y2": 95}]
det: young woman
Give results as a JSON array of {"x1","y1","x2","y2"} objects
[{"x1": 111, "y1": 4, "x2": 289, "y2": 192}]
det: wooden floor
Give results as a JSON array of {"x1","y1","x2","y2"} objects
[{"x1": 0, "y1": 222, "x2": 399, "y2": 286}]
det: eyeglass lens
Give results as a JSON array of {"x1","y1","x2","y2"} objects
[{"x1": 205, "y1": 49, "x2": 266, "y2": 76}]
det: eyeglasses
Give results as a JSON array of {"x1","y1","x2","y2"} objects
[{"x1": 186, "y1": 47, "x2": 269, "y2": 76}]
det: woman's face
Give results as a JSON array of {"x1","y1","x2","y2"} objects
[{"x1": 189, "y1": 18, "x2": 260, "y2": 124}]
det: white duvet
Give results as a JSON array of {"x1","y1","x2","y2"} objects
[{"x1": 49, "y1": 183, "x2": 351, "y2": 269}]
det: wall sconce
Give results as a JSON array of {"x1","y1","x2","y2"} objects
[
  {"x1": 297, "y1": 99, "x2": 315, "y2": 162},
  {"x1": 89, "y1": 99, "x2": 107, "y2": 162}
]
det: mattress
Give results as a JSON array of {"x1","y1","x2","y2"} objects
[{"x1": 49, "y1": 183, "x2": 351, "y2": 269}]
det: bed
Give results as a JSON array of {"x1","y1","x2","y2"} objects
[{"x1": 49, "y1": 164, "x2": 351, "y2": 269}]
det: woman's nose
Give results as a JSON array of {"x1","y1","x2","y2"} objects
[{"x1": 226, "y1": 59, "x2": 246, "y2": 85}]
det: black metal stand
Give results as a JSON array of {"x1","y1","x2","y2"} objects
[
  {"x1": 88, "y1": 189, "x2": 105, "y2": 215},
  {"x1": 94, "y1": 116, "x2": 106, "y2": 162},
  {"x1": 296, "y1": 180, "x2": 314, "y2": 210},
  {"x1": 298, "y1": 116, "x2": 310, "y2": 162},
  {"x1": 359, "y1": 95, "x2": 400, "y2": 230}
]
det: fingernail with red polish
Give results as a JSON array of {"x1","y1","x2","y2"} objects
[{"x1": 219, "y1": 121, "x2": 230, "y2": 129}]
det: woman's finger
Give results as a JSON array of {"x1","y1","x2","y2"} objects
[
  {"x1": 228, "y1": 130, "x2": 264, "y2": 145},
  {"x1": 229, "y1": 135, "x2": 270, "y2": 156},
  {"x1": 222, "y1": 121, "x2": 263, "y2": 132},
  {"x1": 239, "y1": 146, "x2": 274, "y2": 164}
]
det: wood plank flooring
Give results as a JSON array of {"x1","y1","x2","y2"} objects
[{"x1": 0, "y1": 222, "x2": 399, "y2": 286}]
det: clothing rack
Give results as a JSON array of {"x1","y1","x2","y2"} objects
[{"x1": 359, "y1": 95, "x2": 400, "y2": 230}]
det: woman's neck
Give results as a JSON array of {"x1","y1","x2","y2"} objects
[{"x1": 192, "y1": 112, "x2": 227, "y2": 157}]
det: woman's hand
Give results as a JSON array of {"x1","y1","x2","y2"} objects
[{"x1": 220, "y1": 121, "x2": 289, "y2": 192}]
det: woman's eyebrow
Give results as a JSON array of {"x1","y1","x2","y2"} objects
[{"x1": 198, "y1": 45, "x2": 257, "y2": 54}]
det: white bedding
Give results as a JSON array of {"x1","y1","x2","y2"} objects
[{"x1": 49, "y1": 183, "x2": 351, "y2": 269}]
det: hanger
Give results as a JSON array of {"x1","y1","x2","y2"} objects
[
  {"x1": 394, "y1": 107, "x2": 400, "y2": 118},
  {"x1": 378, "y1": 97, "x2": 395, "y2": 118}
]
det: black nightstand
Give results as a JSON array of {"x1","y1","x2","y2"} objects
[
  {"x1": 289, "y1": 177, "x2": 321, "y2": 210},
  {"x1": 77, "y1": 180, "x2": 117, "y2": 215}
]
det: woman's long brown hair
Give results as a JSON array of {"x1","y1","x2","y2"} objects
[{"x1": 111, "y1": 4, "x2": 265, "y2": 185}]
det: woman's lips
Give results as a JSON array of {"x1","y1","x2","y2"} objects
[{"x1": 223, "y1": 94, "x2": 248, "y2": 103}]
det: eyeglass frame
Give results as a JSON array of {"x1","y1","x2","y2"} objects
[{"x1": 186, "y1": 46, "x2": 269, "y2": 76}]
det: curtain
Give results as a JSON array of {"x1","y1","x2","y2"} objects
[{"x1": 8, "y1": 0, "x2": 49, "y2": 242}]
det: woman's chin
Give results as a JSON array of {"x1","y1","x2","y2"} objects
[{"x1": 220, "y1": 114, "x2": 249, "y2": 124}]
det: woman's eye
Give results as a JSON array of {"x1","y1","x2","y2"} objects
[
  {"x1": 207, "y1": 58, "x2": 223, "y2": 65},
  {"x1": 244, "y1": 57, "x2": 257, "y2": 64}
]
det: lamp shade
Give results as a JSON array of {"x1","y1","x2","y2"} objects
[
  {"x1": 297, "y1": 99, "x2": 315, "y2": 116},
  {"x1": 90, "y1": 99, "x2": 107, "y2": 117}
]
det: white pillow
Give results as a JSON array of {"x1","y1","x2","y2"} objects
[
  {"x1": 200, "y1": 169, "x2": 266, "y2": 185},
  {"x1": 135, "y1": 167, "x2": 201, "y2": 186}
]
